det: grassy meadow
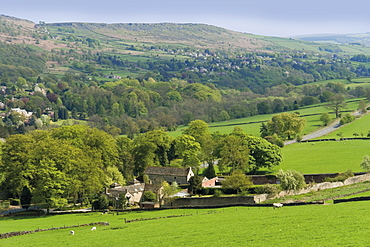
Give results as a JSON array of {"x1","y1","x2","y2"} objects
[
  {"x1": 169, "y1": 99, "x2": 360, "y2": 138},
  {"x1": 318, "y1": 112, "x2": 370, "y2": 139},
  {"x1": 2, "y1": 203, "x2": 370, "y2": 246},
  {"x1": 278, "y1": 140, "x2": 369, "y2": 174}
]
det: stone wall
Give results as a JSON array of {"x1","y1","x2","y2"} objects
[
  {"x1": 170, "y1": 196, "x2": 255, "y2": 207},
  {"x1": 273, "y1": 173, "x2": 370, "y2": 199}
]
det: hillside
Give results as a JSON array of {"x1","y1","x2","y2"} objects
[{"x1": 0, "y1": 14, "x2": 370, "y2": 139}]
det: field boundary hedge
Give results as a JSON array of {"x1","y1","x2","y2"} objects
[
  {"x1": 0, "y1": 221, "x2": 109, "y2": 239},
  {"x1": 334, "y1": 196, "x2": 370, "y2": 204}
]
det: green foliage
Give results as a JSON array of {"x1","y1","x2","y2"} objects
[
  {"x1": 218, "y1": 133, "x2": 249, "y2": 172},
  {"x1": 360, "y1": 155, "x2": 370, "y2": 173},
  {"x1": 265, "y1": 112, "x2": 306, "y2": 140},
  {"x1": 246, "y1": 135, "x2": 283, "y2": 173},
  {"x1": 188, "y1": 175, "x2": 203, "y2": 195},
  {"x1": 276, "y1": 169, "x2": 305, "y2": 191},
  {"x1": 213, "y1": 189, "x2": 223, "y2": 197},
  {"x1": 221, "y1": 170, "x2": 253, "y2": 193},
  {"x1": 339, "y1": 114, "x2": 355, "y2": 125},
  {"x1": 324, "y1": 170, "x2": 354, "y2": 182},
  {"x1": 142, "y1": 191, "x2": 157, "y2": 202},
  {"x1": 203, "y1": 164, "x2": 216, "y2": 179},
  {"x1": 20, "y1": 186, "x2": 32, "y2": 209},
  {"x1": 254, "y1": 184, "x2": 281, "y2": 196},
  {"x1": 92, "y1": 195, "x2": 109, "y2": 210},
  {"x1": 319, "y1": 112, "x2": 331, "y2": 126}
]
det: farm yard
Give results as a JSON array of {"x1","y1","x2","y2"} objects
[{"x1": 1, "y1": 202, "x2": 370, "y2": 246}]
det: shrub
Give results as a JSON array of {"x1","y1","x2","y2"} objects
[
  {"x1": 339, "y1": 114, "x2": 355, "y2": 125},
  {"x1": 254, "y1": 184, "x2": 281, "y2": 196},
  {"x1": 277, "y1": 170, "x2": 305, "y2": 191},
  {"x1": 213, "y1": 189, "x2": 223, "y2": 197},
  {"x1": 9, "y1": 198, "x2": 20, "y2": 206},
  {"x1": 143, "y1": 191, "x2": 157, "y2": 202},
  {"x1": 324, "y1": 170, "x2": 354, "y2": 182}
]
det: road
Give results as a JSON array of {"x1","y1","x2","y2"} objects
[{"x1": 285, "y1": 109, "x2": 365, "y2": 145}]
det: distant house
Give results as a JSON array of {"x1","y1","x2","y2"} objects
[
  {"x1": 202, "y1": 177, "x2": 219, "y2": 188},
  {"x1": 107, "y1": 182, "x2": 145, "y2": 205},
  {"x1": 143, "y1": 166, "x2": 194, "y2": 185},
  {"x1": 10, "y1": 108, "x2": 33, "y2": 118}
]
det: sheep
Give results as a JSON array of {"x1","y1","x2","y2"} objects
[
  {"x1": 91, "y1": 226, "x2": 96, "y2": 231},
  {"x1": 70, "y1": 230, "x2": 74, "y2": 235},
  {"x1": 273, "y1": 203, "x2": 283, "y2": 209}
]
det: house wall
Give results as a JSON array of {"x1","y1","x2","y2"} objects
[{"x1": 148, "y1": 174, "x2": 188, "y2": 185}]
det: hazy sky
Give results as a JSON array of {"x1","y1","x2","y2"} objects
[{"x1": 2, "y1": 0, "x2": 370, "y2": 37}]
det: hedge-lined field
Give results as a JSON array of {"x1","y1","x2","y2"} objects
[
  {"x1": 1, "y1": 203, "x2": 370, "y2": 246},
  {"x1": 278, "y1": 140, "x2": 369, "y2": 173},
  {"x1": 169, "y1": 100, "x2": 360, "y2": 138}
]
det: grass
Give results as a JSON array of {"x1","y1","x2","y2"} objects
[
  {"x1": 265, "y1": 181, "x2": 370, "y2": 203},
  {"x1": 318, "y1": 112, "x2": 370, "y2": 139},
  {"x1": 278, "y1": 140, "x2": 369, "y2": 173},
  {"x1": 2, "y1": 203, "x2": 370, "y2": 246},
  {"x1": 169, "y1": 99, "x2": 360, "y2": 138}
]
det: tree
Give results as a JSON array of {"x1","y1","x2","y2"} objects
[
  {"x1": 325, "y1": 94, "x2": 346, "y2": 118},
  {"x1": 319, "y1": 112, "x2": 331, "y2": 126},
  {"x1": 276, "y1": 170, "x2": 305, "y2": 191},
  {"x1": 218, "y1": 134, "x2": 249, "y2": 172},
  {"x1": 188, "y1": 175, "x2": 203, "y2": 195},
  {"x1": 142, "y1": 191, "x2": 157, "y2": 202},
  {"x1": 360, "y1": 155, "x2": 370, "y2": 173},
  {"x1": 183, "y1": 120, "x2": 211, "y2": 147},
  {"x1": 160, "y1": 181, "x2": 178, "y2": 204},
  {"x1": 222, "y1": 170, "x2": 253, "y2": 194},
  {"x1": 266, "y1": 112, "x2": 306, "y2": 140},
  {"x1": 245, "y1": 135, "x2": 283, "y2": 174},
  {"x1": 203, "y1": 163, "x2": 216, "y2": 179},
  {"x1": 358, "y1": 99, "x2": 367, "y2": 114},
  {"x1": 20, "y1": 186, "x2": 32, "y2": 209},
  {"x1": 173, "y1": 134, "x2": 201, "y2": 169}
]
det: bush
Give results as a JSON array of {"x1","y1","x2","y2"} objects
[
  {"x1": 143, "y1": 191, "x2": 157, "y2": 202},
  {"x1": 9, "y1": 198, "x2": 20, "y2": 206},
  {"x1": 277, "y1": 170, "x2": 306, "y2": 191},
  {"x1": 92, "y1": 195, "x2": 109, "y2": 210},
  {"x1": 324, "y1": 170, "x2": 354, "y2": 182},
  {"x1": 213, "y1": 189, "x2": 223, "y2": 197},
  {"x1": 254, "y1": 184, "x2": 281, "y2": 196},
  {"x1": 339, "y1": 114, "x2": 355, "y2": 125}
]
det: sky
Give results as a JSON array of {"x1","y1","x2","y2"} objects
[{"x1": 2, "y1": 0, "x2": 370, "y2": 37}]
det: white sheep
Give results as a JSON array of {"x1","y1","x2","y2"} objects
[
  {"x1": 273, "y1": 203, "x2": 283, "y2": 209},
  {"x1": 70, "y1": 230, "x2": 74, "y2": 235},
  {"x1": 91, "y1": 226, "x2": 96, "y2": 231}
]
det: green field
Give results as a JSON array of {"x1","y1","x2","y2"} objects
[
  {"x1": 278, "y1": 140, "x2": 369, "y2": 173},
  {"x1": 1, "y1": 203, "x2": 370, "y2": 246},
  {"x1": 319, "y1": 112, "x2": 370, "y2": 139},
  {"x1": 169, "y1": 100, "x2": 360, "y2": 138}
]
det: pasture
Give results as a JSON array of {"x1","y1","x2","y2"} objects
[
  {"x1": 168, "y1": 99, "x2": 360, "y2": 138},
  {"x1": 1, "y1": 203, "x2": 370, "y2": 246},
  {"x1": 278, "y1": 140, "x2": 369, "y2": 173},
  {"x1": 319, "y1": 112, "x2": 370, "y2": 139}
]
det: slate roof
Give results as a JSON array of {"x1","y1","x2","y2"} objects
[
  {"x1": 108, "y1": 183, "x2": 145, "y2": 194},
  {"x1": 144, "y1": 166, "x2": 190, "y2": 176}
]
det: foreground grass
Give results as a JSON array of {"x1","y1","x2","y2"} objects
[
  {"x1": 2, "y1": 203, "x2": 370, "y2": 246},
  {"x1": 278, "y1": 140, "x2": 369, "y2": 173}
]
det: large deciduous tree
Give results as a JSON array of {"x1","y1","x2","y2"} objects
[
  {"x1": 265, "y1": 112, "x2": 306, "y2": 140},
  {"x1": 325, "y1": 94, "x2": 346, "y2": 118},
  {"x1": 246, "y1": 135, "x2": 283, "y2": 174}
]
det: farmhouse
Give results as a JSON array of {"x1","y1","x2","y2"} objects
[
  {"x1": 107, "y1": 182, "x2": 145, "y2": 205},
  {"x1": 144, "y1": 166, "x2": 194, "y2": 185}
]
